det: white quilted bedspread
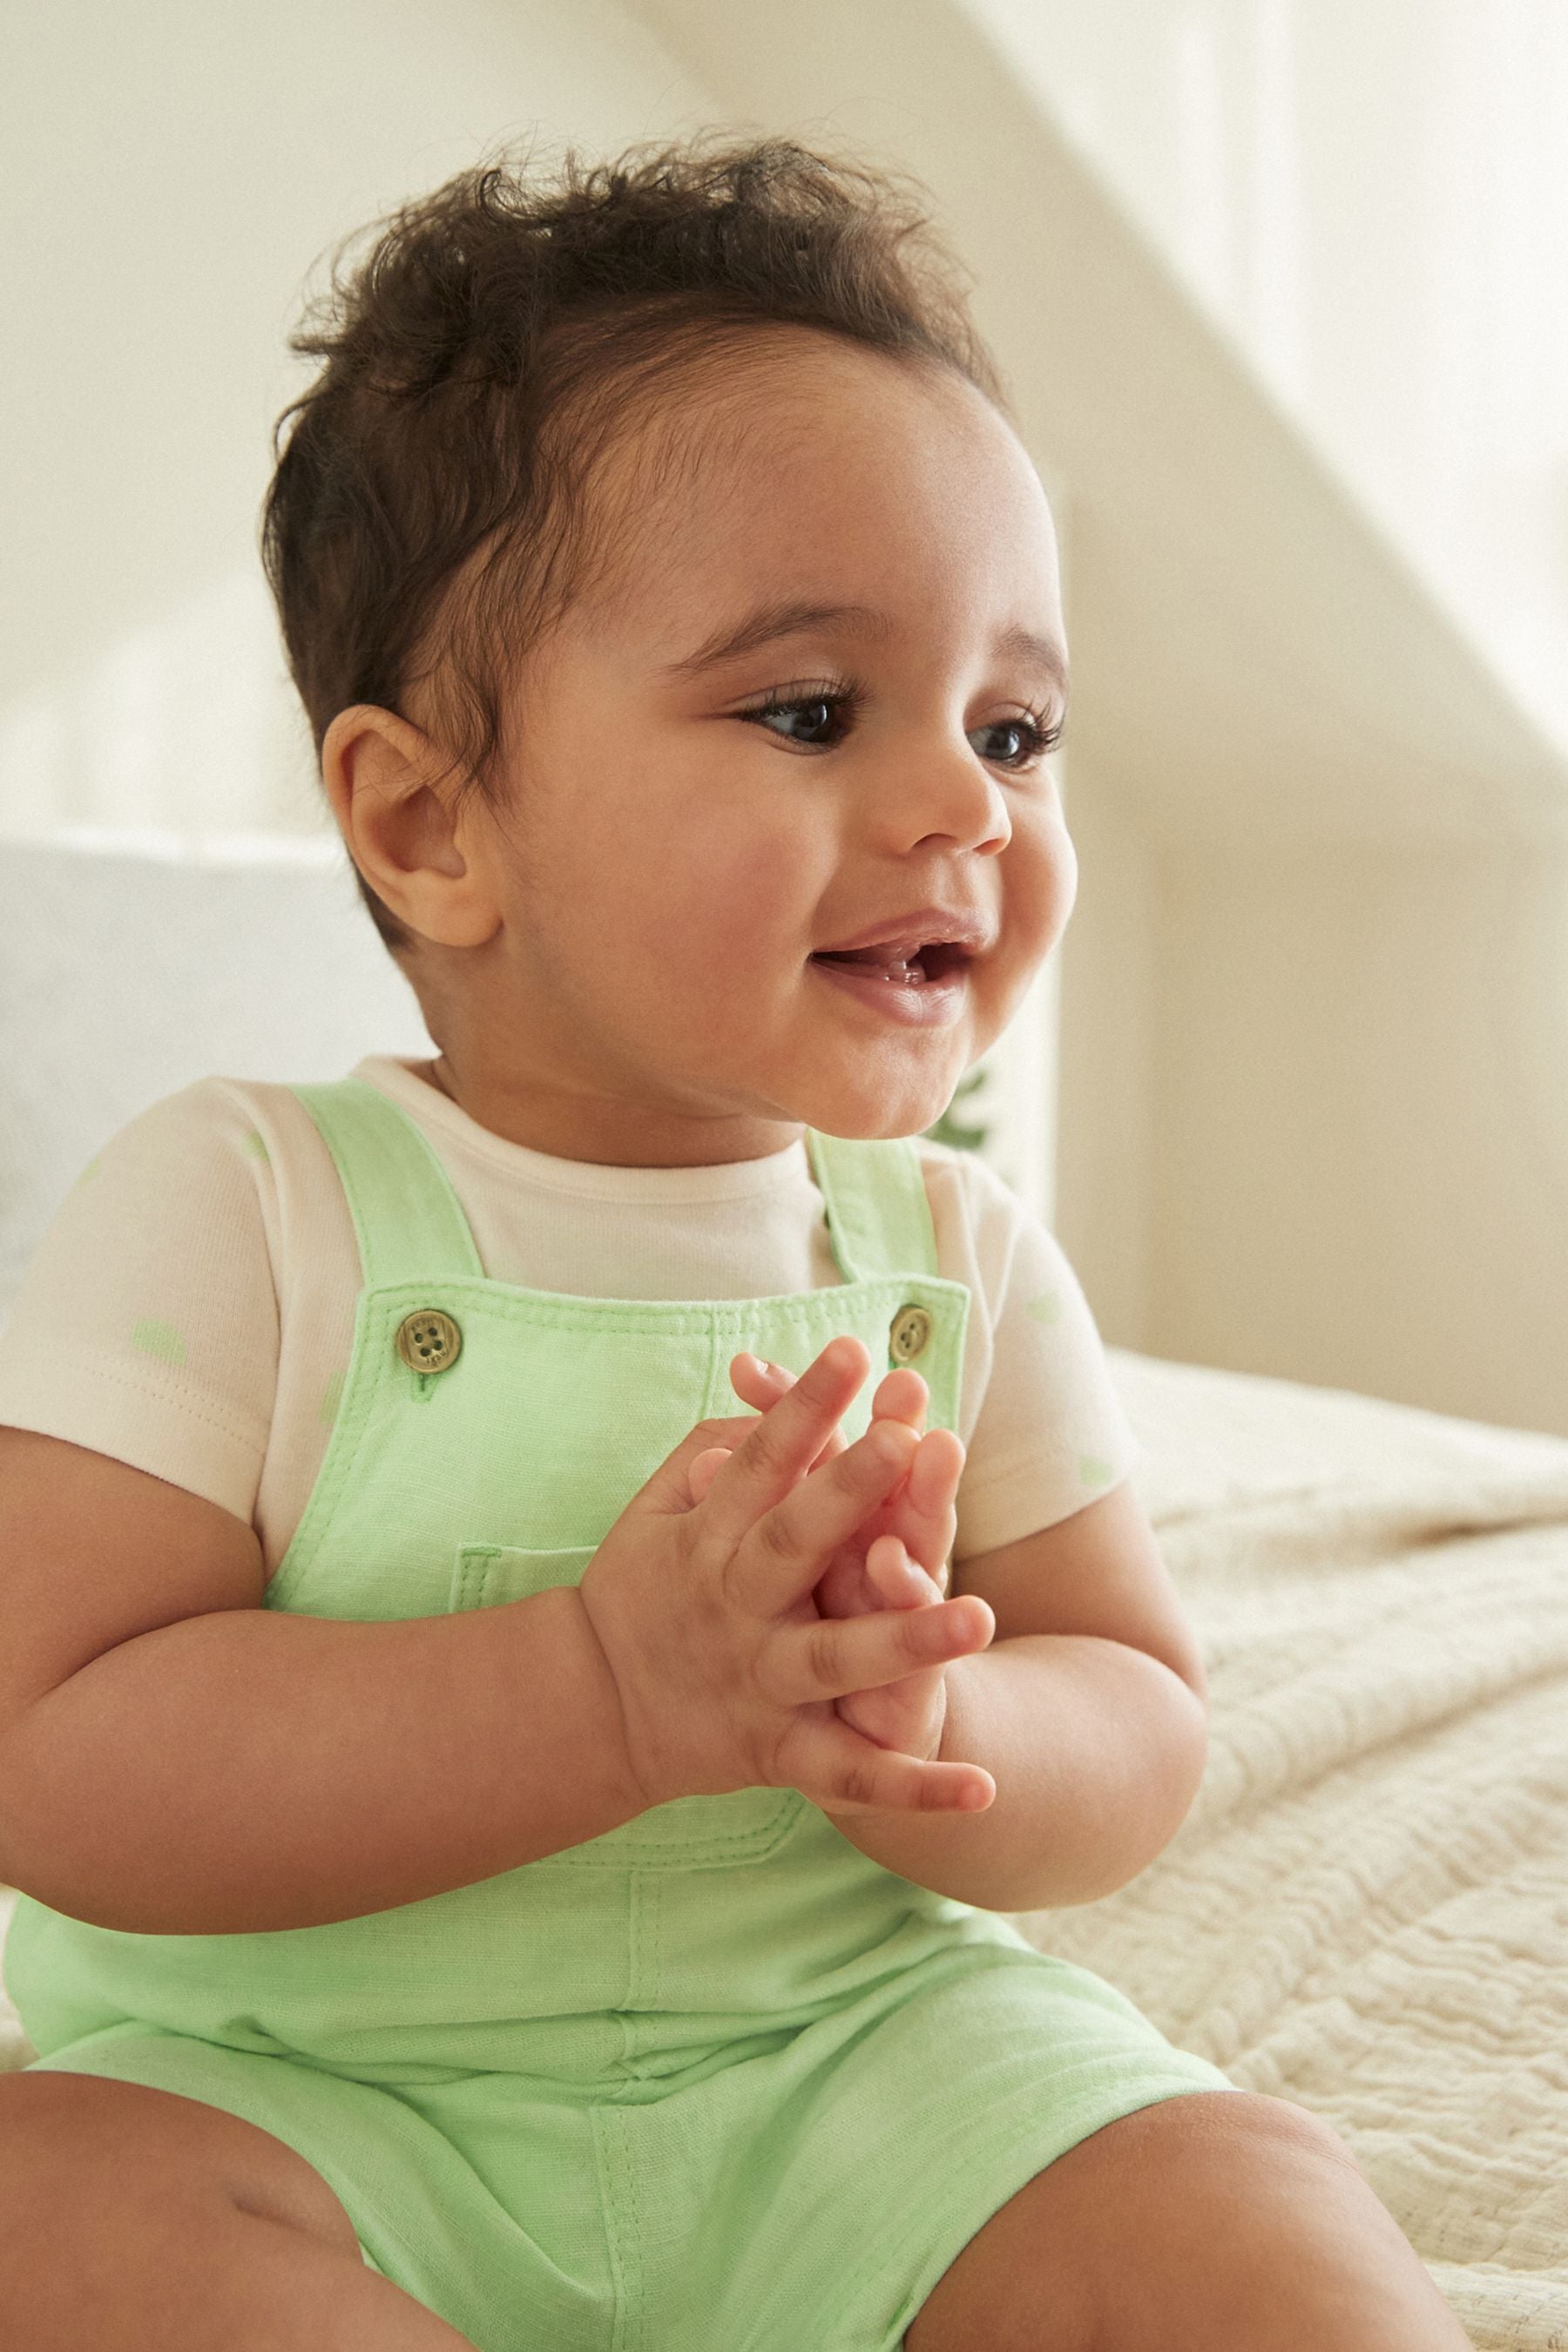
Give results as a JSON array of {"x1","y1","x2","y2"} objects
[
  {"x1": 1012, "y1": 1347, "x2": 1568, "y2": 2351},
  {"x1": 3, "y1": 1344, "x2": 1565, "y2": 2346}
]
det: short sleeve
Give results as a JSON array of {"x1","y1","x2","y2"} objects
[
  {"x1": 950, "y1": 1154, "x2": 1145, "y2": 1562},
  {"x1": 0, "y1": 1081, "x2": 280, "y2": 1526}
]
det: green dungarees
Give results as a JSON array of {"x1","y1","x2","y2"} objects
[{"x1": 4, "y1": 1076, "x2": 1237, "y2": 2350}]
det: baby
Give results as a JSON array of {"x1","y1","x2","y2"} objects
[{"x1": 0, "y1": 133, "x2": 1470, "y2": 2352}]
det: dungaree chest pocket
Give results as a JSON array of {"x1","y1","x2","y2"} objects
[
  {"x1": 449, "y1": 1544, "x2": 806, "y2": 1867},
  {"x1": 449, "y1": 1541, "x2": 598, "y2": 1615}
]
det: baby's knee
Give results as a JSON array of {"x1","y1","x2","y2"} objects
[
  {"x1": 1077, "y1": 2092, "x2": 1465, "y2": 2350},
  {"x1": 909, "y1": 2090, "x2": 1382, "y2": 2352},
  {"x1": 1066, "y1": 2089, "x2": 1378, "y2": 2307},
  {"x1": 1117, "y1": 2084, "x2": 1360, "y2": 2188}
]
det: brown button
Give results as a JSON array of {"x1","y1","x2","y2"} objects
[
  {"x1": 395, "y1": 1309, "x2": 463, "y2": 1375},
  {"x1": 889, "y1": 1304, "x2": 933, "y2": 1365}
]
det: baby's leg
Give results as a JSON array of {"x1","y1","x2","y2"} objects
[
  {"x1": 0, "y1": 2072, "x2": 474, "y2": 2349},
  {"x1": 905, "y1": 2089, "x2": 1472, "y2": 2352}
]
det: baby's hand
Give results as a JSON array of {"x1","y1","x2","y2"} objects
[{"x1": 686, "y1": 1355, "x2": 963, "y2": 1764}]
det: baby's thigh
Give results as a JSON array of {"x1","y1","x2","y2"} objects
[
  {"x1": 904, "y1": 2088, "x2": 1366, "y2": 2352},
  {"x1": 0, "y1": 2070, "x2": 463, "y2": 2347}
]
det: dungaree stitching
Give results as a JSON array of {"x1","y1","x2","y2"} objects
[
  {"x1": 593, "y1": 2105, "x2": 642, "y2": 2352},
  {"x1": 648, "y1": 1869, "x2": 665, "y2": 2016},
  {"x1": 624, "y1": 2113, "x2": 649, "y2": 2352},
  {"x1": 625, "y1": 1869, "x2": 652, "y2": 2028}
]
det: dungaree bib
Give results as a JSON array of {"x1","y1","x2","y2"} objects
[{"x1": 6, "y1": 1077, "x2": 1236, "y2": 2352}]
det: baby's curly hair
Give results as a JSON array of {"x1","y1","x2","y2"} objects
[{"x1": 261, "y1": 130, "x2": 1011, "y2": 956}]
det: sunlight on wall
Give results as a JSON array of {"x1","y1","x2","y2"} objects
[{"x1": 968, "y1": 0, "x2": 1568, "y2": 754}]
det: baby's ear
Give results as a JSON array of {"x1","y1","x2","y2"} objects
[
  {"x1": 321, "y1": 701, "x2": 427, "y2": 821},
  {"x1": 321, "y1": 702, "x2": 500, "y2": 950}
]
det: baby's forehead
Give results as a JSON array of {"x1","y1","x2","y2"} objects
[
  {"x1": 613, "y1": 333, "x2": 999, "y2": 497},
  {"x1": 576, "y1": 347, "x2": 1039, "y2": 640}
]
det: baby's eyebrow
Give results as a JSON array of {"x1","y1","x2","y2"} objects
[
  {"x1": 658, "y1": 597, "x2": 1069, "y2": 693},
  {"x1": 658, "y1": 597, "x2": 893, "y2": 679}
]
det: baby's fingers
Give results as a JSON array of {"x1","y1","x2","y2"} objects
[
  {"x1": 700, "y1": 1337, "x2": 883, "y2": 1570},
  {"x1": 731, "y1": 1416, "x2": 922, "y2": 1614},
  {"x1": 729, "y1": 1355, "x2": 844, "y2": 1476},
  {"x1": 881, "y1": 1425, "x2": 963, "y2": 1591},
  {"x1": 730, "y1": 1353, "x2": 924, "y2": 1474},
  {"x1": 782, "y1": 1712, "x2": 994, "y2": 1818},
  {"x1": 686, "y1": 1447, "x2": 732, "y2": 1506},
  {"x1": 761, "y1": 1588, "x2": 992, "y2": 1709},
  {"x1": 866, "y1": 1532, "x2": 941, "y2": 1607}
]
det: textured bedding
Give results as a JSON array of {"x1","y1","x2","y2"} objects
[
  {"x1": 3, "y1": 1342, "x2": 1565, "y2": 2344},
  {"x1": 1028, "y1": 1347, "x2": 1568, "y2": 2349}
]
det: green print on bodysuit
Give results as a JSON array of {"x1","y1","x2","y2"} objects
[
  {"x1": 319, "y1": 1367, "x2": 346, "y2": 1427},
  {"x1": 242, "y1": 1130, "x2": 271, "y2": 1163},
  {"x1": 1026, "y1": 1289, "x2": 1063, "y2": 1325},
  {"x1": 1078, "y1": 1454, "x2": 1115, "y2": 1487},
  {"x1": 130, "y1": 1319, "x2": 186, "y2": 1366}
]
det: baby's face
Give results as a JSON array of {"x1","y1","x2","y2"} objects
[{"x1": 429, "y1": 328, "x2": 1077, "y2": 1166}]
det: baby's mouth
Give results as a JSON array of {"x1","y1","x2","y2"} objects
[{"x1": 808, "y1": 943, "x2": 967, "y2": 987}]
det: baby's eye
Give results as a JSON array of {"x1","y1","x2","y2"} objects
[
  {"x1": 739, "y1": 687, "x2": 1064, "y2": 769},
  {"x1": 976, "y1": 714, "x2": 1065, "y2": 766},
  {"x1": 746, "y1": 693, "x2": 848, "y2": 748}
]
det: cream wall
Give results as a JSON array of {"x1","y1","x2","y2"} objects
[
  {"x1": 1132, "y1": 840, "x2": 1568, "y2": 1434},
  {"x1": 0, "y1": 0, "x2": 718, "y2": 840}
]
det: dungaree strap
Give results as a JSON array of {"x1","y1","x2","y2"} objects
[
  {"x1": 289, "y1": 1079, "x2": 484, "y2": 1289},
  {"x1": 805, "y1": 1131, "x2": 940, "y2": 1282},
  {"x1": 290, "y1": 1078, "x2": 937, "y2": 1290}
]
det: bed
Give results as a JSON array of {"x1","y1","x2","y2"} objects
[{"x1": 2, "y1": 835, "x2": 1565, "y2": 2344}]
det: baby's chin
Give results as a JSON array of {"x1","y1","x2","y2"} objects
[{"x1": 774, "y1": 1065, "x2": 962, "y2": 1145}]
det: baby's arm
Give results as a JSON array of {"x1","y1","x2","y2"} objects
[
  {"x1": 0, "y1": 1361, "x2": 983, "y2": 1936},
  {"x1": 0, "y1": 1424, "x2": 641, "y2": 1936}
]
